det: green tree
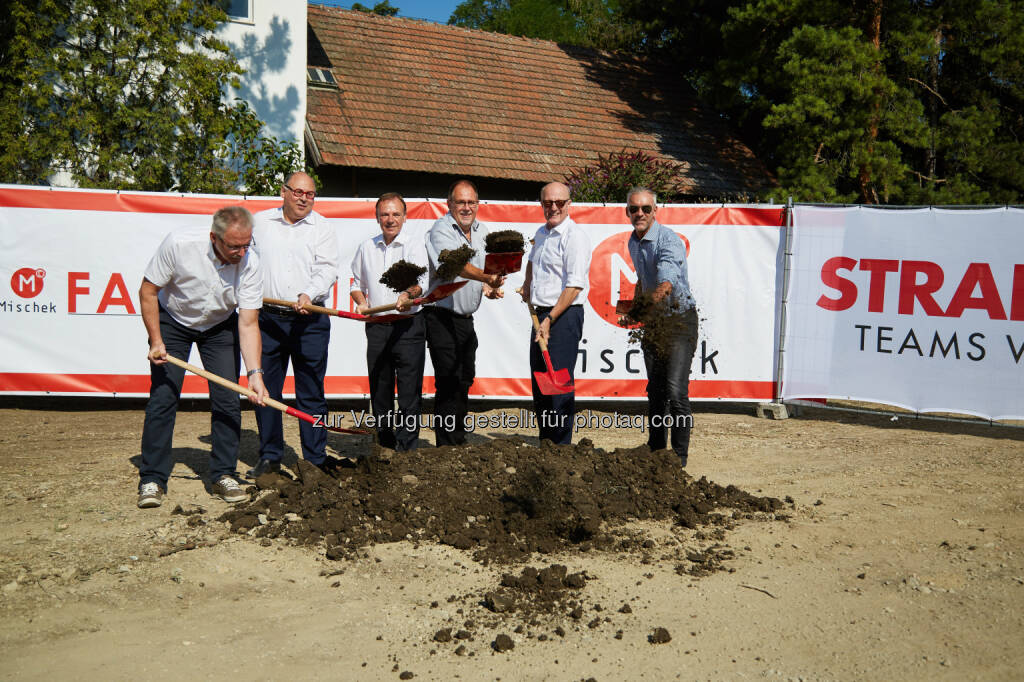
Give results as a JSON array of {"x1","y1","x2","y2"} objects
[
  {"x1": 351, "y1": 0, "x2": 400, "y2": 16},
  {"x1": 0, "y1": 0, "x2": 305, "y2": 193},
  {"x1": 619, "y1": 0, "x2": 1024, "y2": 204},
  {"x1": 449, "y1": 0, "x2": 639, "y2": 49}
]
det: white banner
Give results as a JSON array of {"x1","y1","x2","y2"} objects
[
  {"x1": 0, "y1": 186, "x2": 783, "y2": 400},
  {"x1": 783, "y1": 206, "x2": 1024, "y2": 420}
]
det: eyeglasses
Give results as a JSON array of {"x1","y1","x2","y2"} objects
[
  {"x1": 452, "y1": 200, "x2": 479, "y2": 207},
  {"x1": 542, "y1": 199, "x2": 569, "y2": 209},
  {"x1": 284, "y1": 184, "x2": 316, "y2": 200},
  {"x1": 217, "y1": 236, "x2": 254, "y2": 253},
  {"x1": 627, "y1": 204, "x2": 654, "y2": 215}
]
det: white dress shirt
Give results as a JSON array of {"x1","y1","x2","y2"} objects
[
  {"x1": 350, "y1": 228, "x2": 429, "y2": 316},
  {"x1": 425, "y1": 214, "x2": 489, "y2": 316},
  {"x1": 528, "y1": 217, "x2": 592, "y2": 307},
  {"x1": 144, "y1": 228, "x2": 263, "y2": 331},
  {"x1": 251, "y1": 207, "x2": 338, "y2": 303}
]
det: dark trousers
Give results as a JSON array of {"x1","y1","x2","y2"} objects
[
  {"x1": 255, "y1": 310, "x2": 330, "y2": 466},
  {"x1": 424, "y1": 307, "x2": 477, "y2": 446},
  {"x1": 365, "y1": 313, "x2": 425, "y2": 451},
  {"x1": 139, "y1": 308, "x2": 241, "y2": 490},
  {"x1": 529, "y1": 304, "x2": 583, "y2": 445},
  {"x1": 642, "y1": 308, "x2": 698, "y2": 460}
]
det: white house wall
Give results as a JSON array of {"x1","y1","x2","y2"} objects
[{"x1": 218, "y1": 0, "x2": 308, "y2": 154}]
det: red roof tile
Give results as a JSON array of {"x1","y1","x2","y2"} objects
[{"x1": 306, "y1": 6, "x2": 772, "y2": 195}]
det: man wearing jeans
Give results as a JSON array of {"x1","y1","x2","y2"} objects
[
  {"x1": 137, "y1": 205, "x2": 267, "y2": 508},
  {"x1": 520, "y1": 181, "x2": 591, "y2": 445},
  {"x1": 623, "y1": 186, "x2": 698, "y2": 466},
  {"x1": 249, "y1": 171, "x2": 338, "y2": 478}
]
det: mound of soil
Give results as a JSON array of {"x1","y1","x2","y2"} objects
[
  {"x1": 485, "y1": 230, "x2": 525, "y2": 254},
  {"x1": 379, "y1": 260, "x2": 426, "y2": 292},
  {"x1": 436, "y1": 245, "x2": 475, "y2": 281},
  {"x1": 221, "y1": 437, "x2": 785, "y2": 565}
]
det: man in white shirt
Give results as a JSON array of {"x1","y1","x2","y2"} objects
[
  {"x1": 350, "y1": 193, "x2": 428, "y2": 451},
  {"x1": 248, "y1": 172, "x2": 339, "y2": 478},
  {"x1": 520, "y1": 182, "x2": 592, "y2": 444},
  {"x1": 137, "y1": 205, "x2": 268, "y2": 509},
  {"x1": 424, "y1": 179, "x2": 505, "y2": 446}
]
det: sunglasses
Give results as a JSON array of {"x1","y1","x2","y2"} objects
[
  {"x1": 627, "y1": 204, "x2": 654, "y2": 215},
  {"x1": 284, "y1": 184, "x2": 316, "y2": 200},
  {"x1": 542, "y1": 199, "x2": 569, "y2": 209}
]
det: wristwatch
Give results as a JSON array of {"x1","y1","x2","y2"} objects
[{"x1": 247, "y1": 368, "x2": 264, "y2": 378}]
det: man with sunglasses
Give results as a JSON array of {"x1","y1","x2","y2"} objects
[
  {"x1": 520, "y1": 181, "x2": 591, "y2": 444},
  {"x1": 623, "y1": 187, "x2": 698, "y2": 467},
  {"x1": 137, "y1": 205, "x2": 267, "y2": 509},
  {"x1": 248, "y1": 171, "x2": 339, "y2": 478}
]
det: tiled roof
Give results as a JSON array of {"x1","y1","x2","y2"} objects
[{"x1": 306, "y1": 6, "x2": 772, "y2": 196}]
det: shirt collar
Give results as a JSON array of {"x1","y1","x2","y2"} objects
[
  {"x1": 544, "y1": 216, "x2": 572, "y2": 235},
  {"x1": 374, "y1": 230, "x2": 408, "y2": 248},
  {"x1": 274, "y1": 206, "x2": 316, "y2": 226},
  {"x1": 207, "y1": 239, "x2": 230, "y2": 269},
  {"x1": 633, "y1": 221, "x2": 661, "y2": 243},
  {"x1": 447, "y1": 214, "x2": 478, "y2": 236}
]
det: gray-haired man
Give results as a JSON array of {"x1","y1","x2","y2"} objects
[{"x1": 137, "y1": 206, "x2": 267, "y2": 508}]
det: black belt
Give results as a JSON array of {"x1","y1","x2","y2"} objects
[
  {"x1": 262, "y1": 301, "x2": 327, "y2": 318},
  {"x1": 535, "y1": 304, "x2": 582, "y2": 314},
  {"x1": 425, "y1": 306, "x2": 473, "y2": 320}
]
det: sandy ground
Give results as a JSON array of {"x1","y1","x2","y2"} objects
[{"x1": 0, "y1": 399, "x2": 1022, "y2": 681}]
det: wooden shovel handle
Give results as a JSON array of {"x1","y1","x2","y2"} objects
[{"x1": 263, "y1": 297, "x2": 340, "y2": 316}]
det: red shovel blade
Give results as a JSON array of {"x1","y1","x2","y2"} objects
[
  {"x1": 415, "y1": 280, "x2": 467, "y2": 304},
  {"x1": 534, "y1": 350, "x2": 574, "y2": 395},
  {"x1": 614, "y1": 299, "x2": 633, "y2": 315},
  {"x1": 284, "y1": 406, "x2": 371, "y2": 435},
  {"x1": 333, "y1": 310, "x2": 371, "y2": 321},
  {"x1": 484, "y1": 252, "x2": 524, "y2": 275}
]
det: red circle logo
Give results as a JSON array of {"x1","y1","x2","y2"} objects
[
  {"x1": 587, "y1": 231, "x2": 689, "y2": 327},
  {"x1": 11, "y1": 267, "x2": 46, "y2": 299}
]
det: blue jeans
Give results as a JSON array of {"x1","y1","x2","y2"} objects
[
  {"x1": 255, "y1": 310, "x2": 330, "y2": 466},
  {"x1": 529, "y1": 305, "x2": 583, "y2": 445},
  {"x1": 642, "y1": 307, "x2": 698, "y2": 460},
  {"x1": 139, "y1": 308, "x2": 241, "y2": 490}
]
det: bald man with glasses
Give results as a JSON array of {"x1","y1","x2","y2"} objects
[
  {"x1": 623, "y1": 186, "x2": 698, "y2": 467},
  {"x1": 520, "y1": 181, "x2": 591, "y2": 445},
  {"x1": 248, "y1": 171, "x2": 339, "y2": 478}
]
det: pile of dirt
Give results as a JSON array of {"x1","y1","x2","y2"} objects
[
  {"x1": 485, "y1": 230, "x2": 525, "y2": 254},
  {"x1": 436, "y1": 245, "x2": 475, "y2": 281},
  {"x1": 221, "y1": 437, "x2": 785, "y2": 565},
  {"x1": 379, "y1": 260, "x2": 426, "y2": 292}
]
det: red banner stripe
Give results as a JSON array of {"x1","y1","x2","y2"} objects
[
  {"x1": 0, "y1": 187, "x2": 783, "y2": 226},
  {"x1": 0, "y1": 373, "x2": 774, "y2": 400}
]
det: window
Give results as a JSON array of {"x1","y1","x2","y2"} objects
[
  {"x1": 225, "y1": 0, "x2": 252, "y2": 21},
  {"x1": 307, "y1": 67, "x2": 338, "y2": 89}
]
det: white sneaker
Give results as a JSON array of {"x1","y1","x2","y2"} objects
[
  {"x1": 138, "y1": 482, "x2": 163, "y2": 508},
  {"x1": 213, "y1": 476, "x2": 247, "y2": 503}
]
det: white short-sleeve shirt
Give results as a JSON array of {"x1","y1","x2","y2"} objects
[
  {"x1": 144, "y1": 228, "x2": 262, "y2": 331},
  {"x1": 350, "y1": 228, "x2": 429, "y2": 316}
]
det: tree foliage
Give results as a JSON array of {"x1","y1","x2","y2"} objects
[
  {"x1": 618, "y1": 0, "x2": 1024, "y2": 204},
  {"x1": 0, "y1": 0, "x2": 306, "y2": 193},
  {"x1": 565, "y1": 150, "x2": 684, "y2": 203},
  {"x1": 448, "y1": 0, "x2": 639, "y2": 50},
  {"x1": 351, "y1": 0, "x2": 400, "y2": 16}
]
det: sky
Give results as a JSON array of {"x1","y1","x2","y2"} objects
[{"x1": 312, "y1": 0, "x2": 463, "y2": 25}]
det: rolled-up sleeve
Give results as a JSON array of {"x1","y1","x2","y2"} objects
[
  {"x1": 308, "y1": 220, "x2": 339, "y2": 302},
  {"x1": 143, "y1": 233, "x2": 177, "y2": 287},
  {"x1": 562, "y1": 227, "x2": 592, "y2": 289},
  {"x1": 350, "y1": 243, "x2": 367, "y2": 294}
]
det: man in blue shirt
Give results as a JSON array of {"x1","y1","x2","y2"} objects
[{"x1": 624, "y1": 187, "x2": 698, "y2": 466}]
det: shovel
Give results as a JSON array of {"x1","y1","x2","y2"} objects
[
  {"x1": 163, "y1": 355, "x2": 370, "y2": 435},
  {"x1": 262, "y1": 298, "x2": 404, "y2": 324},
  {"x1": 362, "y1": 280, "x2": 467, "y2": 315},
  {"x1": 524, "y1": 300, "x2": 574, "y2": 396},
  {"x1": 483, "y1": 252, "x2": 524, "y2": 276}
]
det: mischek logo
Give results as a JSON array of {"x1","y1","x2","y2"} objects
[
  {"x1": 586, "y1": 231, "x2": 690, "y2": 327},
  {"x1": 11, "y1": 267, "x2": 46, "y2": 298}
]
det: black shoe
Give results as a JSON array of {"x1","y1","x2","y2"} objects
[
  {"x1": 246, "y1": 458, "x2": 281, "y2": 479},
  {"x1": 679, "y1": 456, "x2": 688, "y2": 468}
]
